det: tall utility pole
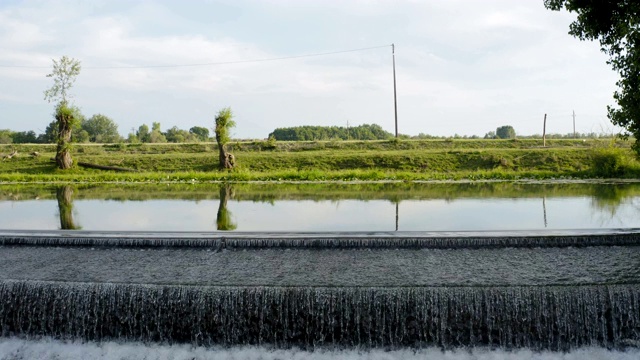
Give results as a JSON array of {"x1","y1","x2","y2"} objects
[
  {"x1": 572, "y1": 110, "x2": 576, "y2": 138},
  {"x1": 392, "y1": 43, "x2": 398, "y2": 138},
  {"x1": 346, "y1": 120, "x2": 350, "y2": 140},
  {"x1": 543, "y1": 113, "x2": 547, "y2": 147}
]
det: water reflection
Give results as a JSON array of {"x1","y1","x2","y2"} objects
[
  {"x1": 1, "y1": 182, "x2": 640, "y2": 231},
  {"x1": 56, "y1": 186, "x2": 80, "y2": 230},
  {"x1": 542, "y1": 197, "x2": 548, "y2": 228},
  {"x1": 216, "y1": 184, "x2": 237, "y2": 231}
]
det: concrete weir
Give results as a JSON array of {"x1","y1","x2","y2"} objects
[{"x1": 1, "y1": 230, "x2": 640, "y2": 350}]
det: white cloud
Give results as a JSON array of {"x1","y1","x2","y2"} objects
[{"x1": 0, "y1": 0, "x2": 624, "y2": 137}]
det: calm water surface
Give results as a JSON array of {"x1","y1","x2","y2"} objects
[{"x1": 0, "y1": 182, "x2": 639, "y2": 231}]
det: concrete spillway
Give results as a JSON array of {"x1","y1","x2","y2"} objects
[{"x1": 1, "y1": 230, "x2": 640, "y2": 350}]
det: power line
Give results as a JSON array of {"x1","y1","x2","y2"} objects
[{"x1": 0, "y1": 44, "x2": 391, "y2": 69}]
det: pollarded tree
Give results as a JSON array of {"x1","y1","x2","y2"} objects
[
  {"x1": 214, "y1": 107, "x2": 236, "y2": 170},
  {"x1": 545, "y1": 1, "x2": 640, "y2": 153},
  {"x1": 496, "y1": 125, "x2": 516, "y2": 139},
  {"x1": 43, "y1": 56, "x2": 81, "y2": 169},
  {"x1": 53, "y1": 102, "x2": 79, "y2": 169}
]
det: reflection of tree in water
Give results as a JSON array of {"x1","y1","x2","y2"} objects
[
  {"x1": 217, "y1": 184, "x2": 237, "y2": 231},
  {"x1": 592, "y1": 185, "x2": 625, "y2": 214},
  {"x1": 590, "y1": 184, "x2": 640, "y2": 226},
  {"x1": 56, "y1": 185, "x2": 80, "y2": 230}
]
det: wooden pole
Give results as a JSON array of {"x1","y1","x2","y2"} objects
[
  {"x1": 395, "y1": 202, "x2": 399, "y2": 231},
  {"x1": 392, "y1": 44, "x2": 398, "y2": 138},
  {"x1": 543, "y1": 113, "x2": 547, "y2": 147}
]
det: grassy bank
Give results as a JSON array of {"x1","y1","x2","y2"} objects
[{"x1": 0, "y1": 139, "x2": 638, "y2": 183}]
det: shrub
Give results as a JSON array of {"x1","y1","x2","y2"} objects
[{"x1": 591, "y1": 148, "x2": 627, "y2": 177}]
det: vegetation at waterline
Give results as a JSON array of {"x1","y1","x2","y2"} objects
[
  {"x1": 3, "y1": 181, "x2": 639, "y2": 204},
  {"x1": 0, "y1": 138, "x2": 639, "y2": 183}
]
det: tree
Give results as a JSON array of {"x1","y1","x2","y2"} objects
[
  {"x1": 82, "y1": 114, "x2": 121, "y2": 143},
  {"x1": 268, "y1": 124, "x2": 393, "y2": 141},
  {"x1": 0, "y1": 130, "x2": 13, "y2": 144},
  {"x1": 484, "y1": 131, "x2": 496, "y2": 139},
  {"x1": 41, "y1": 121, "x2": 58, "y2": 143},
  {"x1": 11, "y1": 131, "x2": 38, "y2": 144},
  {"x1": 74, "y1": 129, "x2": 90, "y2": 143},
  {"x1": 165, "y1": 126, "x2": 197, "y2": 143},
  {"x1": 43, "y1": 56, "x2": 81, "y2": 169},
  {"x1": 44, "y1": 56, "x2": 81, "y2": 105},
  {"x1": 149, "y1": 130, "x2": 167, "y2": 143},
  {"x1": 127, "y1": 132, "x2": 140, "y2": 143},
  {"x1": 53, "y1": 102, "x2": 81, "y2": 168},
  {"x1": 214, "y1": 107, "x2": 236, "y2": 170},
  {"x1": 496, "y1": 125, "x2": 516, "y2": 139},
  {"x1": 137, "y1": 124, "x2": 150, "y2": 143},
  {"x1": 545, "y1": 1, "x2": 640, "y2": 153},
  {"x1": 190, "y1": 126, "x2": 210, "y2": 141},
  {"x1": 149, "y1": 122, "x2": 167, "y2": 143}
]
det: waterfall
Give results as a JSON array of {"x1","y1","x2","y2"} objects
[
  {"x1": 1, "y1": 230, "x2": 639, "y2": 249},
  {"x1": 1, "y1": 230, "x2": 639, "y2": 350},
  {"x1": 1, "y1": 281, "x2": 639, "y2": 350}
]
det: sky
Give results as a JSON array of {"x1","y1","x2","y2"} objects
[{"x1": 0, "y1": 0, "x2": 622, "y2": 139}]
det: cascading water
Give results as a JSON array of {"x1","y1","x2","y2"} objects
[
  {"x1": 1, "y1": 282, "x2": 639, "y2": 350},
  {"x1": 0, "y1": 231, "x2": 639, "y2": 351}
]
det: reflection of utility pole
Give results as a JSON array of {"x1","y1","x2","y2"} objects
[
  {"x1": 392, "y1": 43, "x2": 398, "y2": 138},
  {"x1": 395, "y1": 202, "x2": 399, "y2": 231},
  {"x1": 542, "y1": 197, "x2": 548, "y2": 228}
]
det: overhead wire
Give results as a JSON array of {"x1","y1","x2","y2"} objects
[{"x1": 0, "y1": 44, "x2": 392, "y2": 70}]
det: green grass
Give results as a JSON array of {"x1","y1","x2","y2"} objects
[{"x1": 0, "y1": 139, "x2": 638, "y2": 183}]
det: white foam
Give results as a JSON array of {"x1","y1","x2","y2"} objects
[{"x1": 0, "y1": 337, "x2": 639, "y2": 360}]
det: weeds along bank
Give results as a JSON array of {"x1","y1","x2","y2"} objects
[{"x1": 0, "y1": 139, "x2": 638, "y2": 182}]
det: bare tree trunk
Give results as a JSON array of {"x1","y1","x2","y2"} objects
[{"x1": 56, "y1": 112, "x2": 73, "y2": 169}]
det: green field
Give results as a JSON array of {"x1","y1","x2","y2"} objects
[{"x1": 0, "y1": 138, "x2": 638, "y2": 183}]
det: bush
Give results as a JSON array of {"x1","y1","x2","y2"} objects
[{"x1": 591, "y1": 148, "x2": 627, "y2": 177}]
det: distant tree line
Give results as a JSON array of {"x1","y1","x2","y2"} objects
[
  {"x1": 0, "y1": 121, "x2": 617, "y2": 145},
  {"x1": 269, "y1": 124, "x2": 393, "y2": 141},
  {"x1": 0, "y1": 117, "x2": 212, "y2": 145},
  {"x1": 126, "y1": 122, "x2": 210, "y2": 144}
]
